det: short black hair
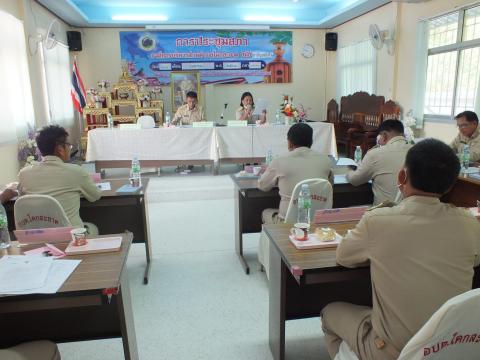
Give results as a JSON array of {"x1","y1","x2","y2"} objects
[
  {"x1": 404, "y1": 138, "x2": 460, "y2": 195},
  {"x1": 240, "y1": 92, "x2": 254, "y2": 108},
  {"x1": 287, "y1": 123, "x2": 313, "y2": 148},
  {"x1": 36, "y1": 125, "x2": 69, "y2": 156},
  {"x1": 378, "y1": 119, "x2": 404, "y2": 134},
  {"x1": 186, "y1": 91, "x2": 198, "y2": 99},
  {"x1": 455, "y1": 111, "x2": 478, "y2": 124}
]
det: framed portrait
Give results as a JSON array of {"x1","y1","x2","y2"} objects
[{"x1": 170, "y1": 71, "x2": 201, "y2": 113}]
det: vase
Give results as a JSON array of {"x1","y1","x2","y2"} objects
[{"x1": 284, "y1": 115, "x2": 293, "y2": 125}]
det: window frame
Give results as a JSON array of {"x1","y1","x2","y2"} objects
[{"x1": 424, "y1": 4, "x2": 480, "y2": 122}]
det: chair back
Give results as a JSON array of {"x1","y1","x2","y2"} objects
[
  {"x1": 284, "y1": 178, "x2": 333, "y2": 223},
  {"x1": 398, "y1": 288, "x2": 480, "y2": 360},
  {"x1": 14, "y1": 194, "x2": 71, "y2": 230},
  {"x1": 137, "y1": 115, "x2": 155, "y2": 129}
]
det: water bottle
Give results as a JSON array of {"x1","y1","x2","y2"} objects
[
  {"x1": 275, "y1": 109, "x2": 281, "y2": 125},
  {"x1": 266, "y1": 148, "x2": 273, "y2": 166},
  {"x1": 0, "y1": 205, "x2": 11, "y2": 249},
  {"x1": 130, "y1": 157, "x2": 142, "y2": 187},
  {"x1": 354, "y1": 146, "x2": 362, "y2": 164},
  {"x1": 297, "y1": 184, "x2": 311, "y2": 228},
  {"x1": 165, "y1": 111, "x2": 171, "y2": 127},
  {"x1": 107, "y1": 113, "x2": 113, "y2": 129},
  {"x1": 463, "y1": 144, "x2": 470, "y2": 172}
]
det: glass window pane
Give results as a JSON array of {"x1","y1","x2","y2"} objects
[
  {"x1": 428, "y1": 13, "x2": 459, "y2": 49},
  {"x1": 463, "y1": 6, "x2": 480, "y2": 41},
  {"x1": 454, "y1": 47, "x2": 480, "y2": 114},
  {"x1": 424, "y1": 51, "x2": 458, "y2": 116}
]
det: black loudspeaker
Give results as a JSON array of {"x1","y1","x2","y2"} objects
[
  {"x1": 67, "y1": 31, "x2": 82, "y2": 51},
  {"x1": 325, "y1": 32, "x2": 338, "y2": 51}
]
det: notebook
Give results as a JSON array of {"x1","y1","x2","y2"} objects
[
  {"x1": 65, "y1": 236, "x2": 122, "y2": 255},
  {"x1": 14, "y1": 227, "x2": 75, "y2": 245},
  {"x1": 116, "y1": 184, "x2": 142, "y2": 193}
]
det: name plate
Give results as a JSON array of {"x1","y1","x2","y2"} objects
[
  {"x1": 227, "y1": 120, "x2": 248, "y2": 127},
  {"x1": 192, "y1": 121, "x2": 214, "y2": 128},
  {"x1": 119, "y1": 123, "x2": 141, "y2": 130}
]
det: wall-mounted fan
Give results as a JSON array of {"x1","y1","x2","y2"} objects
[
  {"x1": 28, "y1": 19, "x2": 61, "y2": 56},
  {"x1": 369, "y1": 24, "x2": 395, "y2": 55}
]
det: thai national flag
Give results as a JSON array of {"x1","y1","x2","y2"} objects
[{"x1": 71, "y1": 60, "x2": 86, "y2": 114}]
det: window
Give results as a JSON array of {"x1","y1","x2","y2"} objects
[
  {"x1": 337, "y1": 40, "x2": 376, "y2": 99},
  {"x1": 0, "y1": 10, "x2": 35, "y2": 144},
  {"x1": 424, "y1": 5, "x2": 480, "y2": 119}
]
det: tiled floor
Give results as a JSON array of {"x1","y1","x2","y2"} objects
[{"x1": 58, "y1": 166, "x2": 330, "y2": 360}]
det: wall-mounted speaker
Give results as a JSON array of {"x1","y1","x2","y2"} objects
[
  {"x1": 67, "y1": 31, "x2": 82, "y2": 51},
  {"x1": 325, "y1": 32, "x2": 338, "y2": 51}
]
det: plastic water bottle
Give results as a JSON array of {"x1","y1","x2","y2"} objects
[
  {"x1": 165, "y1": 111, "x2": 171, "y2": 127},
  {"x1": 297, "y1": 184, "x2": 311, "y2": 227},
  {"x1": 463, "y1": 144, "x2": 470, "y2": 172},
  {"x1": 354, "y1": 146, "x2": 362, "y2": 164},
  {"x1": 107, "y1": 113, "x2": 113, "y2": 129},
  {"x1": 130, "y1": 157, "x2": 142, "y2": 187},
  {"x1": 0, "y1": 205, "x2": 11, "y2": 249},
  {"x1": 275, "y1": 109, "x2": 281, "y2": 125},
  {"x1": 266, "y1": 148, "x2": 273, "y2": 166}
]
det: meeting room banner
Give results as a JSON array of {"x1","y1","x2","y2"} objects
[{"x1": 119, "y1": 31, "x2": 292, "y2": 85}]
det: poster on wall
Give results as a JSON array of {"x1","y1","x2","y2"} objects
[{"x1": 119, "y1": 31, "x2": 292, "y2": 85}]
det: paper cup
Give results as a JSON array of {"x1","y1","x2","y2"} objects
[{"x1": 70, "y1": 228, "x2": 88, "y2": 247}]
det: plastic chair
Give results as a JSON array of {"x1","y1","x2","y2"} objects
[
  {"x1": 284, "y1": 178, "x2": 333, "y2": 223},
  {"x1": 14, "y1": 194, "x2": 71, "y2": 230},
  {"x1": 334, "y1": 288, "x2": 480, "y2": 360},
  {"x1": 137, "y1": 115, "x2": 155, "y2": 129}
]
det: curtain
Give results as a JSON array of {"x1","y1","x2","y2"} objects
[
  {"x1": 41, "y1": 42, "x2": 74, "y2": 128},
  {"x1": 0, "y1": 10, "x2": 35, "y2": 144},
  {"x1": 336, "y1": 40, "x2": 376, "y2": 100},
  {"x1": 412, "y1": 20, "x2": 429, "y2": 128}
]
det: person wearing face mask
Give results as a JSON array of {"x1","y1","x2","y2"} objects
[
  {"x1": 450, "y1": 110, "x2": 480, "y2": 162},
  {"x1": 235, "y1": 92, "x2": 267, "y2": 125},
  {"x1": 321, "y1": 139, "x2": 480, "y2": 360},
  {"x1": 172, "y1": 91, "x2": 205, "y2": 125},
  {"x1": 346, "y1": 119, "x2": 411, "y2": 205}
]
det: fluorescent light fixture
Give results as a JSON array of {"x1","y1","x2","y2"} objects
[
  {"x1": 112, "y1": 15, "x2": 168, "y2": 21},
  {"x1": 244, "y1": 15, "x2": 295, "y2": 22},
  {"x1": 146, "y1": 24, "x2": 270, "y2": 30}
]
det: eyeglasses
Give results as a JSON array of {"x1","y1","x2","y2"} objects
[
  {"x1": 57, "y1": 142, "x2": 73, "y2": 149},
  {"x1": 457, "y1": 123, "x2": 473, "y2": 129}
]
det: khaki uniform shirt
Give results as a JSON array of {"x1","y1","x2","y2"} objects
[
  {"x1": 337, "y1": 196, "x2": 480, "y2": 351},
  {"x1": 172, "y1": 104, "x2": 205, "y2": 125},
  {"x1": 450, "y1": 126, "x2": 480, "y2": 162},
  {"x1": 18, "y1": 156, "x2": 102, "y2": 227},
  {"x1": 346, "y1": 136, "x2": 412, "y2": 205},
  {"x1": 258, "y1": 147, "x2": 333, "y2": 219},
  {"x1": 235, "y1": 107, "x2": 264, "y2": 125}
]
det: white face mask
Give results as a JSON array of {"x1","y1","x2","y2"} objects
[{"x1": 376, "y1": 135, "x2": 382, "y2": 146}]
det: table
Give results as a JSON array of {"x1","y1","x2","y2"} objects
[
  {"x1": 441, "y1": 175, "x2": 480, "y2": 207},
  {"x1": 231, "y1": 175, "x2": 373, "y2": 274},
  {"x1": 264, "y1": 223, "x2": 480, "y2": 360},
  {"x1": 4, "y1": 178, "x2": 152, "y2": 284},
  {"x1": 0, "y1": 232, "x2": 138, "y2": 360},
  {"x1": 86, "y1": 123, "x2": 337, "y2": 171}
]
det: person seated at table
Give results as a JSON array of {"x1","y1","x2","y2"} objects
[
  {"x1": 236, "y1": 91, "x2": 267, "y2": 125},
  {"x1": 346, "y1": 119, "x2": 412, "y2": 205},
  {"x1": 171, "y1": 91, "x2": 205, "y2": 125},
  {"x1": 450, "y1": 110, "x2": 480, "y2": 162},
  {"x1": 321, "y1": 138, "x2": 480, "y2": 360},
  {"x1": 18, "y1": 125, "x2": 101, "y2": 233}
]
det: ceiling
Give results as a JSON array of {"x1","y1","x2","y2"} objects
[{"x1": 37, "y1": 0, "x2": 392, "y2": 28}]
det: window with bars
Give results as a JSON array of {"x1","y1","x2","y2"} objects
[{"x1": 424, "y1": 5, "x2": 480, "y2": 119}]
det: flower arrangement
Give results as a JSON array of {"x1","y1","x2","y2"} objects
[
  {"x1": 97, "y1": 80, "x2": 110, "y2": 91},
  {"x1": 402, "y1": 110, "x2": 416, "y2": 144},
  {"x1": 279, "y1": 95, "x2": 309, "y2": 122},
  {"x1": 18, "y1": 124, "x2": 41, "y2": 167},
  {"x1": 296, "y1": 104, "x2": 310, "y2": 122},
  {"x1": 137, "y1": 78, "x2": 148, "y2": 91}
]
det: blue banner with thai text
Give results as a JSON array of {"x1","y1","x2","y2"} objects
[{"x1": 119, "y1": 31, "x2": 292, "y2": 85}]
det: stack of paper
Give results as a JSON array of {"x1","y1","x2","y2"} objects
[
  {"x1": 314, "y1": 206, "x2": 368, "y2": 224},
  {"x1": 0, "y1": 255, "x2": 81, "y2": 295}
]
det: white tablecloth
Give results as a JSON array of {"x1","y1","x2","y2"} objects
[{"x1": 86, "y1": 122, "x2": 337, "y2": 162}]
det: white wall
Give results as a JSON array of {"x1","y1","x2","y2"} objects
[{"x1": 76, "y1": 28, "x2": 328, "y2": 122}]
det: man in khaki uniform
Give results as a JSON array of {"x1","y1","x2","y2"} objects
[
  {"x1": 18, "y1": 125, "x2": 101, "y2": 230},
  {"x1": 321, "y1": 139, "x2": 480, "y2": 360},
  {"x1": 257, "y1": 123, "x2": 333, "y2": 275},
  {"x1": 172, "y1": 91, "x2": 205, "y2": 125},
  {"x1": 450, "y1": 110, "x2": 480, "y2": 162},
  {"x1": 346, "y1": 119, "x2": 411, "y2": 205}
]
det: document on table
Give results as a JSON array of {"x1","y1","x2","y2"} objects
[
  {"x1": 0, "y1": 256, "x2": 53, "y2": 293},
  {"x1": 253, "y1": 98, "x2": 268, "y2": 115},
  {"x1": 336, "y1": 157, "x2": 357, "y2": 167},
  {"x1": 96, "y1": 182, "x2": 111, "y2": 191}
]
